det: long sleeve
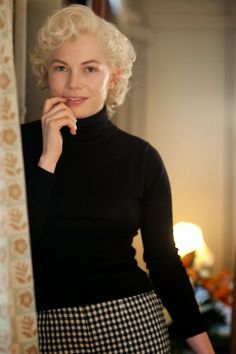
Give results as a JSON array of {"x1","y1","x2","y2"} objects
[
  {"x1": 21, "y1": 121, "x2": 55, "y2": 250},
  {"x1": 140, "y1": 144, "x2": 205, "y2": 338}
]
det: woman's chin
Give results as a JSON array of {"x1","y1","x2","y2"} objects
[{"x1": 71, "y1": 106, "x2": 103, "y2": 119}]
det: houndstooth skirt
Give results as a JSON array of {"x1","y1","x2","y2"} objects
[{"x1": 37, "y1": 290, "x2": 171, "y2": 353}]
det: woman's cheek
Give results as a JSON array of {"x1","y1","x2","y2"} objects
[{"x1": 48, "y1": 76, "x2": 63, "y2": 95}]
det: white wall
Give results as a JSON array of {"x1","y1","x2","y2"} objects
[
  {"x1": 117, "y1": 0, "x2": 236, "y2": 272},
  {"x1": 146, "y1": 27, "x2": 226, "y2": 272}
]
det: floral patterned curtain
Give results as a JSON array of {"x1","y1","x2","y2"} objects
[{"x1": 0, "y1": 0, "x2": 39, "y2": 353}]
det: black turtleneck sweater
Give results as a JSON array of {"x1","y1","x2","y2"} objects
[{"x1": 21, "y1": 107, "x2": 204, "y2": 339}]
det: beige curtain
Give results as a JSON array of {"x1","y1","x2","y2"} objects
[
  {"x1": 0, "y1": 0, "x2": 39, "y2": 353},
  {"x1": 14, "y1": 0, "x2": 27, "y2": 124}
]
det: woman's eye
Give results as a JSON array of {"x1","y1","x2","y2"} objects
[
  {"x1": 85, "y1": 66, "x2": 97, "y2": 73},
  {"x1": 55, "y1": 66, "x2": 66, "y2": 72}
]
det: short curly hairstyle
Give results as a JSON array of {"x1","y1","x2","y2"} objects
[{"x1": 30, "y1": 4, "x2": 136, "y2": 117}]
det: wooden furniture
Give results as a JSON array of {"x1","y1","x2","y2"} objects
[{"x1": 91, "y1": 0, "x2": 107, "y2": 17}]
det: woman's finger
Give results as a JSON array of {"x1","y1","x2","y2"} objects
[
  {"x1": 42, "y1": 97, "x2": 67, "y2": 115},
  {"x1": 43, "y1": 102, "x2": 75, "y2": 118},
  {"x1": 43, "y1": 107, "x2": 77, "y2": 125},
  {"x1": 44, "y1": 116, "x2": 77, "y2": 135}
]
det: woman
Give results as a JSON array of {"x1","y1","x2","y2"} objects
[{"x1": 21, "y1": 4, "x2": 215, "y2": 353}]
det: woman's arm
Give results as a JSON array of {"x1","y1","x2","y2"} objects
[
  {"x1": 186, "y1": 332, "x2": 215, "y2": 354},
  {"x1": 21, "y1": 121, "x2": 55, "y2": 249},
  {"x1": 140, "y1": 144, "x2": 215, "y2": 351},
  {"x1": 21, "y1": 96, "x2": 77, "y2": 248}
]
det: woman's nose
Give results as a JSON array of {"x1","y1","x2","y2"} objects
[{"x1": 67, "y1": 71, "x2": 83, "y2": 89}]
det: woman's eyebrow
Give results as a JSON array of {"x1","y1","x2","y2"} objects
[
  {"x1": 50, "y1": 59, "x2": 102, "y2": 65},
  {"x1": 50, "y1": 59, "x2": 68, "y2": 65},
  {"x1": 81, "y1": 60, "x2": 101, "y2": 65}
]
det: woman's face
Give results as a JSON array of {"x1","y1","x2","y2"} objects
[{"x1": 47, "y1": 34, "x2": 112, "y2": 118}]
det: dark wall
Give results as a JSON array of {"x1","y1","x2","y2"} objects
[{"x1": 65, "y1": 1, "x2": 88, "y2": 5}]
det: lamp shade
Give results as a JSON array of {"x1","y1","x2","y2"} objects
[{"x1": 173, "y1": 221, "x2": 204, "y2": 257}]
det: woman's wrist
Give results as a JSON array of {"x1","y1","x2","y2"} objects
[
  {"x1": 38, "y1": 155, "x2": 58, "y2": 173},
  {"x1": 186, "y1": 332, "x2": 215, "y2": 354}
]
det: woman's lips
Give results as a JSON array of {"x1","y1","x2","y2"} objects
[{"x1": 65, "y1": 97, "x2": 88, "y2": 105}]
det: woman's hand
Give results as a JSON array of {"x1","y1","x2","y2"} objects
[{"x1": 38, "y1": 97, "x2": 77, "y2": 173}]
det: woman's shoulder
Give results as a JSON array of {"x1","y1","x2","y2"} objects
[
  {"x1": 115, "y1": 128, "x2": 149, "y2": 149},
  {"x1": 116, "y1": 128, "x2": 163, "y2": 162}
]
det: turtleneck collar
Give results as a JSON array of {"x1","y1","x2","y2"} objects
[{"x1": 62, "y1": 106, "x2": 118, "y2": 143}]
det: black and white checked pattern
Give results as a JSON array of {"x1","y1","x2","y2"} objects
[{"x1": 37, "y1": 290, "x2": 171, "y2": 353}]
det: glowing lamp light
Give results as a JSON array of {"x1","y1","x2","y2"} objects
[{"x1": 173, "y1": 221, "x2": 204, "y2": 257}]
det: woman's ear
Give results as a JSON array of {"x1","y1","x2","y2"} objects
[{"x1": 109, "y1": 68, "x2": 121, "y2": 90}]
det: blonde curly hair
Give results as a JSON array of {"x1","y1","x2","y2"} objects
[{"x1": 30, "y1": 4, "x2": 136, "y2": 117}]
